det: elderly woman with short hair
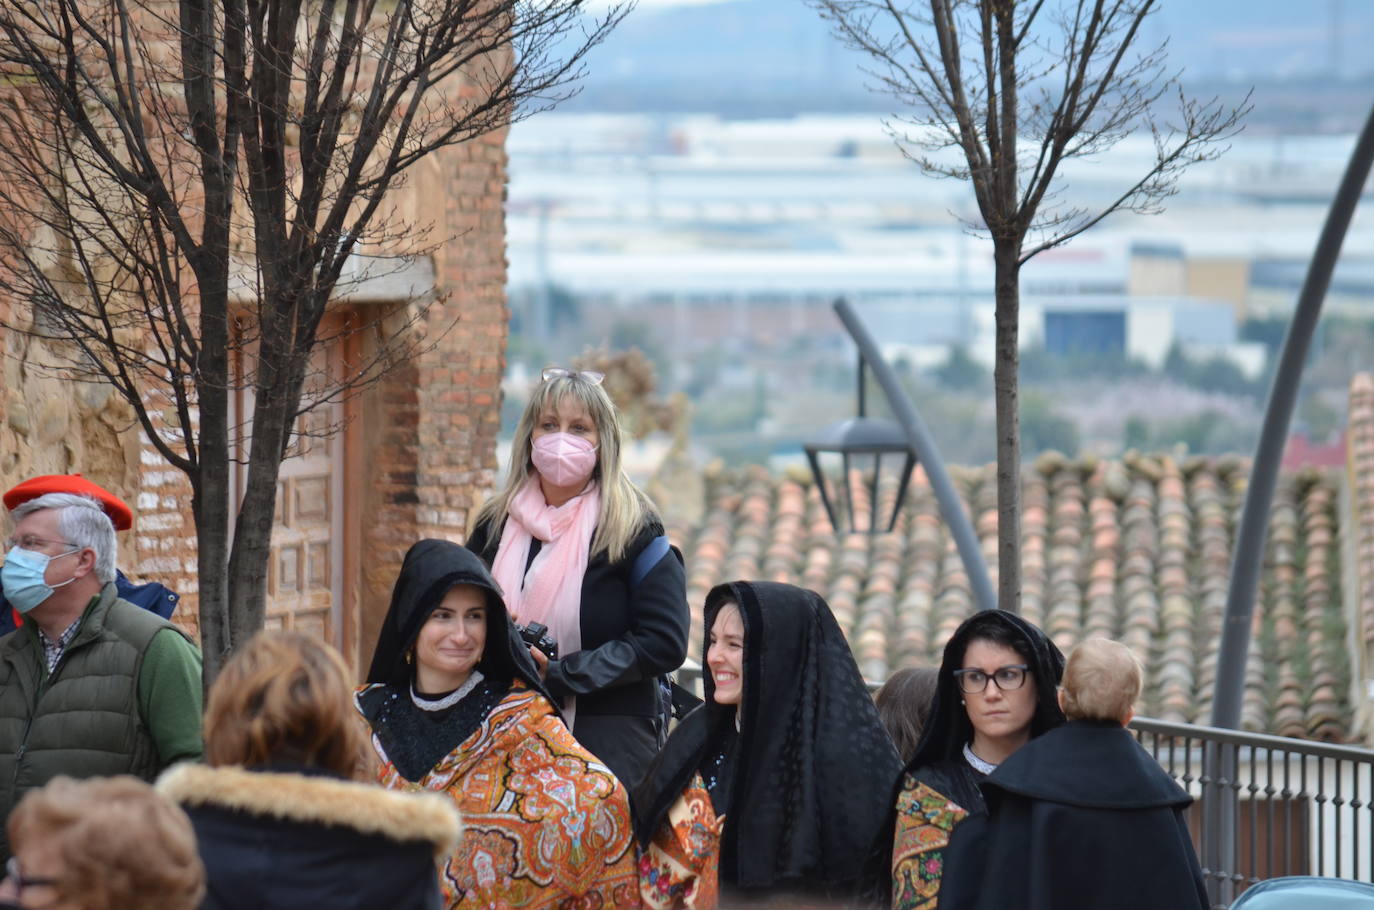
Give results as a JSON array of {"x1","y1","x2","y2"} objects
[{"x1": 0, "y1": 775, "x2": 203, "y2": 910}]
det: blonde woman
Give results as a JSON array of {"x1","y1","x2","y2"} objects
[{"x1": 467, "y1": 366, "x2": 689, "y2": 786}]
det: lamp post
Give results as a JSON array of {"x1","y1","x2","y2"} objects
[
  {"x1": 805, "y1": 299, "x2": 996, "y2": 612},
  {"x1": 804, "y1": 369, "x2": 916, "y2": 534},
  {"x1": 1201, "y1": 100, "x2": 1374, "y2": 907}
]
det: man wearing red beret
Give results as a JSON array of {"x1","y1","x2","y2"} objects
[
  {"x1": 0, "y1": 476, "x2": 180, "y2": 633},
  {"x1": 0, "y1": 488, "x2": 203, "y2": 860}
]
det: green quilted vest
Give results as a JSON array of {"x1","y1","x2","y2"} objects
[{"x1": 0, "y1": 583, "x2": 186, "y2": 856}]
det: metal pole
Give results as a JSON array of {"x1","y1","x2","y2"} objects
[
  {"x1": 1212, "y1": 101, "x2": 1374, "y2": 731},
  {"x1": 834, "y1": 298, "x2": 997, "y2": 613},
  {"x1": 857, "y1": 352, "x2": 866, "y2": 417},
  {"x1": 1206, "y1": 100, "x2": 1374, "y2": 907}
]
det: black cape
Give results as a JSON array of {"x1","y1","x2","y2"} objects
[
  {"x1": 975, "y1": 720, "x2": 1209, "y2": 910},
  {"x1": 876, "y1": 610, "x2": 1067, "y2": 908},
  {"x1": 633, "y1": 581, "x2": 902, "y2": 901}
]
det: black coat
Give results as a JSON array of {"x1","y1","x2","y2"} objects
[
  {"x1": 633, "y1": 581, "x2": 903, "y2": 901},
  {"x1": 467, "y1": 516, "x2": 689, "y2": 786},
  {"x1": 974, "y1": 720, "x2": 1209, "y2": 910},
  {"x1": 158, "y1": 763, "x2": 460, "y2": 910}
]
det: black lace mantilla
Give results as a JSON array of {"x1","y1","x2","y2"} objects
[
  {"x1": 700, "y1": 726, "x2": 738, "y2": 815},
  {"x1": 361, "y1": 678, "x2": 511, "y2": 782}
]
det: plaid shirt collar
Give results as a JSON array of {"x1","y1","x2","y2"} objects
[
  {"x1": 34, "y1": 593, "x2": 103, "y2": 676},
  {"x1": 38, "y1": 617, "x2": 83, "y2": 675}
]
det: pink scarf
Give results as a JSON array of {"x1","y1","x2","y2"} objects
[{"x1": 490, "y1": 476, "x2": 600, "y2": 725}]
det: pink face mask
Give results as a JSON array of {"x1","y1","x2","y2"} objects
[{"x1": 531, "y1": 433, "x2": 598, "y2": 488}]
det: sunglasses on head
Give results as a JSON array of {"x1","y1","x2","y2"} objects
[{"x1": 541, "y1": 366, "x2": 605, "y2": 385}]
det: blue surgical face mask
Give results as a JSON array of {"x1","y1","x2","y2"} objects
[{"x1": 1, "y1": 545, "x2": 79, "y2": 614}]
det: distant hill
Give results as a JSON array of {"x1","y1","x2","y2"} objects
[{"x1": 565, "y1": 0, "x2": 1374, "y2": 123}]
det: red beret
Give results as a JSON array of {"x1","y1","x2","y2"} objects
[{"x1": 3, "y1": 474, "x2": 134, "y2": 531}]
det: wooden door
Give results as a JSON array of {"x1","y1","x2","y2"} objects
[
  {"x1": 265, "y1": 373, "x2": 344, "y2": 642},
  {"x1": 232, "y1": 325, "x2": 348, "y2": 649}
]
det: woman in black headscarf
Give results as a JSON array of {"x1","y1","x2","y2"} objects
[
  {"x1": 356, "y1": 540, "x2": 638, "y2": 909},
  {"x1": 633, "y1": 581, "x2": 903, "y2": 907},
  {"x1": 886, "y1": 610, "x2": 1066, "y2": 910}
]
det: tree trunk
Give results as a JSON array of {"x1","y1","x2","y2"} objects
[
  {"x1": 192, "y1": 272, "x2": 233, "y2": 683},
  {"x1": 194, "y1": 451, "x2": 232, "y2": 684},
  {"x1": 224, "y1": 322, "x2": 311, "y2": 651},
  {"x1": 993, "y1": 239, "x2": 1022, "y2": 613}
]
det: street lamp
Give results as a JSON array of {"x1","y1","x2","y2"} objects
[
  {"x1": 804, "y1": 405, "x2": 915, "y2": 534},
  {"x1": 806, "y1": 340, "x2": 916, "y2": 534},
  {"x1": 805, "y1": 300, "x2": 996, "y2": 612}
]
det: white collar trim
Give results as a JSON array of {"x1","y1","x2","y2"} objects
[
  {"x1": 411, "y1": 670, "x2": 484, "y2": 711},
  {"x1": 963, "y1": 741, "x2": 998, "y2": 775}
]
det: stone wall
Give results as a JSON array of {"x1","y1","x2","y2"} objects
[{"x1": 0, "y1": 326, "x2": 147, "y2": 581}]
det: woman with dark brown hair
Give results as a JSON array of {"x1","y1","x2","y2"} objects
[
  {"x1": 885, "y1": 611, "x2": 1066, "y2": 910},
  {"x1": 357, "y1": 540, "x2": 638, "y2": 910},
  {"x1": 158, "y1": 630, "x2": 461, "y2": 910},
  {"x1": 633, "y1": 582, "x2": 903, "y2": 906}
]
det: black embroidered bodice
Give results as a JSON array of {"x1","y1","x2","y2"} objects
[{"x1": 360, "y1": 677, "x2": 512, "y2": 782}]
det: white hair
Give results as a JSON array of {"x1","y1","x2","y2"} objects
[{"x1": 11, "y1": 493, "x2": 117, "y2": 584}]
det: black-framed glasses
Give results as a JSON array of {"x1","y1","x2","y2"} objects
[
  {"x1": 5, "y1": 856, "x2": 58, "y2": 893},
  {"x1": 953, "y1": 664, "x2": 1029, "y2": 694},
  {"x1": 541, "y1": 366, "x2": 605, "y2": 385}
]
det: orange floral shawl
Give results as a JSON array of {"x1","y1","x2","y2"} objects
[{"x1": 362, "y1": 680, "x2": 638, "y2": 909}]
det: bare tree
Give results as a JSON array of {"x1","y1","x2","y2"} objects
[
  {"x1": 813, "y1": 0, "x2": 1246, "y2": 612},
  {"x1": 0, "y1": 0, "x2": 626, "y2": 679}
]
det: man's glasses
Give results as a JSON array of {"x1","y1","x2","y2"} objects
[
  {"x1": 5, "y1": 856, "x2": 58, "y2": 894},
  {"x1": 952, "y1": 664, "x2": 1029, "y2": 694},
  {"x1": 3, "y1": 535, "x2": 78, "y2": 553},
  {"x1": 541, "y1": 367, "x2": 605, "y2": 385}
]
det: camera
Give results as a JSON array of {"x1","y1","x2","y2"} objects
[{"x1": 516, "y1": 621, "x2": 558, "y2": 661}]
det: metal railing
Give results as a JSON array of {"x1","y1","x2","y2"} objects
[{"x1": 1130, "y1": 717, "x2": 1374, "y2": 908}]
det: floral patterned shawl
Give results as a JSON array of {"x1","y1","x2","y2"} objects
[{"x1": 360, "y1": 679, "x2": 638, "y2": 909}]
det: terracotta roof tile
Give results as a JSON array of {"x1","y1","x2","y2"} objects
[{"x1": 675, "y1": 452, "x2": 1354, "y2": 741}]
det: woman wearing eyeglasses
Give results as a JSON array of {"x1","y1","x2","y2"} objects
[
  {"x1": 885, "y1": 610, "x2": 1065, "y2": 910},
  {"x1": 466, "y1": 366, "x2": 690, "y2": 788}
]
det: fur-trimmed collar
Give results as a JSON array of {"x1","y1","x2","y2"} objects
[{"x1": 157, "y1": 763, "x2": 461, "y2": 858}]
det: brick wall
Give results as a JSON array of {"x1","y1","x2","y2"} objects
[
  {"x1": 353, "y1": 131, "x2": 509, "y2": 668},
  {"x1": 1344, "y1": 372, "x2": 1374, "y2": 744},
  {"x1": 0, "y1": 13, "x2": 512, "y2": 666},
  {"x1": 131, "y1": 389, "x2": 201, "y2": 641}
]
